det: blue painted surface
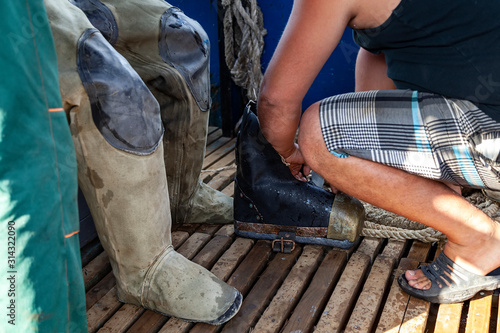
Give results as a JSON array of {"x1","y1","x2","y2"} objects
[
  {"x1": 168, "y1": 0, "x2": 360, "y2": 120},
  {"x1": 259, "y1": 0, "x2": 359, "y2": 109}
]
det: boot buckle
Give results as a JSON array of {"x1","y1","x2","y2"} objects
[{"x1": 272, "y1": 231, "x2": 296, "y2": 253}]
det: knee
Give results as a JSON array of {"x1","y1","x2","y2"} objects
[{"x1": 298, "y1": 102, "x2": 326, "y2": 169}]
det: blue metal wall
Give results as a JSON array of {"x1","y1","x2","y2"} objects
[{"x1": 168, "y1": 0, "x2": 360, "y2": 122}]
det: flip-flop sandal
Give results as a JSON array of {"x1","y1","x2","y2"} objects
[{"x1": 397, "y1": 252, "x2": 500, "y2": 304}]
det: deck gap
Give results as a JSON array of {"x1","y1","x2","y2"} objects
[
  {"x1": 425, "y1": 303, "x2": 440, "y2": 333},
  {"x1": 458, "y1": 300, "x2": 469, "y2": 333},
  {"x1": 81, "y1": 238, "x2": 104, "y2": 267}
]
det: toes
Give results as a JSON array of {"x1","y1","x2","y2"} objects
[{"x1": 405, "y1": 269, "x2": 426, "y2": 281}]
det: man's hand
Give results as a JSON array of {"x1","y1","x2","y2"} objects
[{"x1": 280, "y1": 143, "x2": 311, "y2": 182}]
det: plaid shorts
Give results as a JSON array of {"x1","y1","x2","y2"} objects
[{"x1": 319, "y1": 90, "x2": 500, "y2": 191}]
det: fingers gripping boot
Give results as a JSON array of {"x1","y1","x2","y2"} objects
[
  {"x1": 234, "y1": 102, "x2": 365, "y2": 249},
  {"x1": 46, "y1": 0, "x2": 241, "y2": 323},
  {"x1": 72, "y1": 0, "x2": 234, "y2": 224}
]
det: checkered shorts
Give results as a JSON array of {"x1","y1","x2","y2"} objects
[{"x1": 319, "y1": 90, "x2": 500, "y2": 191}]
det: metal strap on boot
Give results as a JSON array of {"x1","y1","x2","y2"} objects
[{"x1": 272, "y1": 231, "x2": 296, "y2": 253}]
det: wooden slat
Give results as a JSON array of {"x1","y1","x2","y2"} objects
[
  {"x1": 282, "y1": 249, "x2": 347, "y2": 333},
  {"x1": 206, "y1": 166, "x2": 237, "y2": 191},
  {"x1": 214, "y1": 224, "x2": 235, "y2": 237},
  {"x1": 356, "y1": 237, "x2": 384, "y2": 262},
  {"x1": 86, "y1": 272, "x2": 115, "y2": 310},
  {"x1": 433, "y1": 303, "x2": 464, "y2": 333},
  {"x1": 314, "y1": 239, "x2": 384, "y2": 333},
  {"x1": 185, "y1": 240, "x2": 272, "y2": 333},
  {"x1": 83, "y1": 251, "x2": 111, "y2": 291},
  {"x1": 406, "y1": 241, "x2": 431, "y2": 262},
  {"x1": 221, "y1": 181, "x2": 235, "y2": 197},
  {"x1": 202, "y1": 153, "x2": 235, "y2": 183},
  {"x1": 87, "y1": 286, "x2": 122, "y2": 333},
  {"x1": 171, "y1": 223, "x2": 199, "y2": 234},
  {"x1": 206, "y1": 134, "x2": 231, "y2": 156},
  {"x1": 98, "y1": 304, "x2": 144, "y2": 333},
  {"x1": 344, "y1": 256, "x2": 395, "y2": 333},
  {"x1": 375, "y1": 258, "x2": 420, "y2": 333},
  {"x1": 465, "y1": 290, "x2": 494, "y2": 333},
  {"x1": 195, "y1": 224, "x2": 223, "y2": 236},
  {"x1": 253, "y1": 245, "x2": 324, "y2": 333},
  {"x1": 344, "y1": 241, "x2": 405, "y2": 333},
  {"x1": 125, "y1": 310, "x2": 168, "y2": 333},
  {"x1": 191, "y1": 235, "x2": 234, "y2": 268},
  {"x1": 202, "y1": 138, "x2": 236, "y2": 169},
  {"x1": 210, "y1": 237, "x2": 254, "y2": 281},
  {"x1": 176, "y1": 232, "x2": 212, "y2": 259},
  {"x1": 206, "y1": 128, "x2": 223, "y2": 146},
  {"x1": 220, "y1": 246, "x2": 302, "y2": 332},
  {"x1": 171, "y1": 231, "x2": 190, "y2": 249}
]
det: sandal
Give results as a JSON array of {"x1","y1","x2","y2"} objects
[{"x1": 398, "y1": 252, "x2": 500, "y2": 304}]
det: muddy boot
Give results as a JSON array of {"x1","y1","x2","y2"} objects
[
  {"x1": 46, "y1": 0, "x2": 241, "y2": 323},
  {"x1": 234, "y1": 102, "x2": 365, "y2": 252},
  {"x1": 71, "y1": 0, "x2": 233, "y2": 224}
]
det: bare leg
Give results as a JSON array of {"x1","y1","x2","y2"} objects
[{"x1": 298, "y1": 102, "x2": 500, "y2": 290}]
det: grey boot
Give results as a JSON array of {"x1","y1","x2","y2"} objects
[
  {"x1": 46, "y1": 0, "x2": 241, "y2": 323},
  {"x1": 72, "y1": 0, "x2": 233, "y2": 224}
]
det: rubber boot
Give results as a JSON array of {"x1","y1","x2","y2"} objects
[
  {"x1": 234, "y1": 102, "x2": 365, "y2": 251},
  {"x1": 46, "y1": 0, "x2": 241, "y2": 323},
  {"x1": 71, "y1": 0, "x2": 233, "y2": 224}
]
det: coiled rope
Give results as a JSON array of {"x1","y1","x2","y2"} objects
[
  {"x1": 361, "y1": 192, "x2": 500, "y2": 242},
  {"x1": 221, "y1": 0, "x2": 266, "y2": 101}
]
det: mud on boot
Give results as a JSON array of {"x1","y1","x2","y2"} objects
[{"x1": 234, "y1": 102, "x2": 365, "y2": 252}]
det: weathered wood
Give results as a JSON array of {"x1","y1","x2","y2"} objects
[
  {"x1": 375, "y1": 258, "x2": 420, "y2": 333},
  {"x1": 188, "y1": 240, "x2": 272, "y2": 333},
  {"x1": 86, "y1": 272, "x2": 115, "y2": 310},
  {"x1": 83, "y1": 251, "x2": 112, "y2": 292},
  {"x1": 221, "y1": 181, "x2": 235, "y2": 197},
  {"x1": 125, "y1": 310, "x2": 168, "y2": 333},
  {"x1": 344, "y1": 256, "x2": 395, "y2": 333},
  {"x1": 381, "y1": 240, "x2": 407, "y2": 259},
  {"x1": 465, "y1": 290, "x2": 494, "y2": 333},
  {"x1": 171, "y1": 231, "x2": 190, "y2": 249},
  {"x1": 433, "y1": 303, "x2": 463, "y2": 333},
  {"x1": 406, "y1": 241, "x2": 431, "y2": 262},
  {"x1": 192, "y1": 235, "x2": 234, "y2": 270},
  {"x1": 87, "y1": 286, "x2": 122, "y2": 333},
  {"x1": 202, "y1": 153, "x2": 235, "y2": 183},
  {"x1": 206, "y1": 166, "x2": 237, "y2": 191},
  {"x1": 253, "y1": 245, "x2": 324, "y2": 333},
  {"x1": 202, "y1": 138, "x2": 236, "y2": 169},
  {"x1": 283, "y1": 249, "x2": 347, "y2": 333},
  {"x1": 215, "y1": 224, "x2": 235, "y2": 237},
  {"x1": 399, "y1": 297, "x2": 431, "y2": 333},
  {"x1": 176, "y1": 232, "x2": 212, "y2": 260},
  {"x1": 206, "y1": 128, "x2": 223, "y2": 147},
  {"x1": 172, "y1": 223, "x2": 199, "y2": 234},
  {"x1": 220, "y1": 246, "x2": 302, "y2": 333},
  {"x1": 97, "y1": 304, "x2": 145, "y2": 333},
  {"x1": 315, "y1": 239, "x2": 381, "y2": 333},
  {"x1": 356, "y1": 237, "x2": 384, "y2": 262},
  {"x1": 206, "y1": 134, "x2": 231, "y2": 156},
  {"x1": 196, "y1": 224, "x2": 223, "y2": 236},
  {"x1": 210, "y1": 237, "x2": 254, "y2": 281}
]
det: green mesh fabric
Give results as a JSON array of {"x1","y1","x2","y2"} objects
[{"x1": 0, "y1": 1, "x2": 87, "y2": 331}]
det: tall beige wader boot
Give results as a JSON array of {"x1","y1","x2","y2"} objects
[
  {"x1": 45, "y1": 0, "x2": 241, "y2": 324},
  {"x1": 72, "y1": 0, "x2": 233, "y2": 224}
]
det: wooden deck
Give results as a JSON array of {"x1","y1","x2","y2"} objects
[{"x1": 81, "y1": 127, "x2": 500, "y2": 333}]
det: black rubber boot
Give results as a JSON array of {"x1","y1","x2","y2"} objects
[{"x1": 234, "y1": 102, "x2": 365, "y2": 251}]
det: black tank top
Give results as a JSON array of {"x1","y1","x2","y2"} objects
[{"x1": 353, "y1": 0, "x2": 500, "y2": 121}]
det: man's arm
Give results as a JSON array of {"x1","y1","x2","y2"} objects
[{"x1": 257, "y1": 0, "x2": 355, "y2": 171}]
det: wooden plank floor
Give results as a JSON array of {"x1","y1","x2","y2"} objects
[{"x1": 81, "y1": 127, "x2": 500, "y2": 333}]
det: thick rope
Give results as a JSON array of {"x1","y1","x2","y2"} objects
[
  {"x1": 221, "y1": 0, "x2": 267, "y2": 101},
  {"x1": 361, "y1": 191, "x2": 500, "y2": 242}
]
